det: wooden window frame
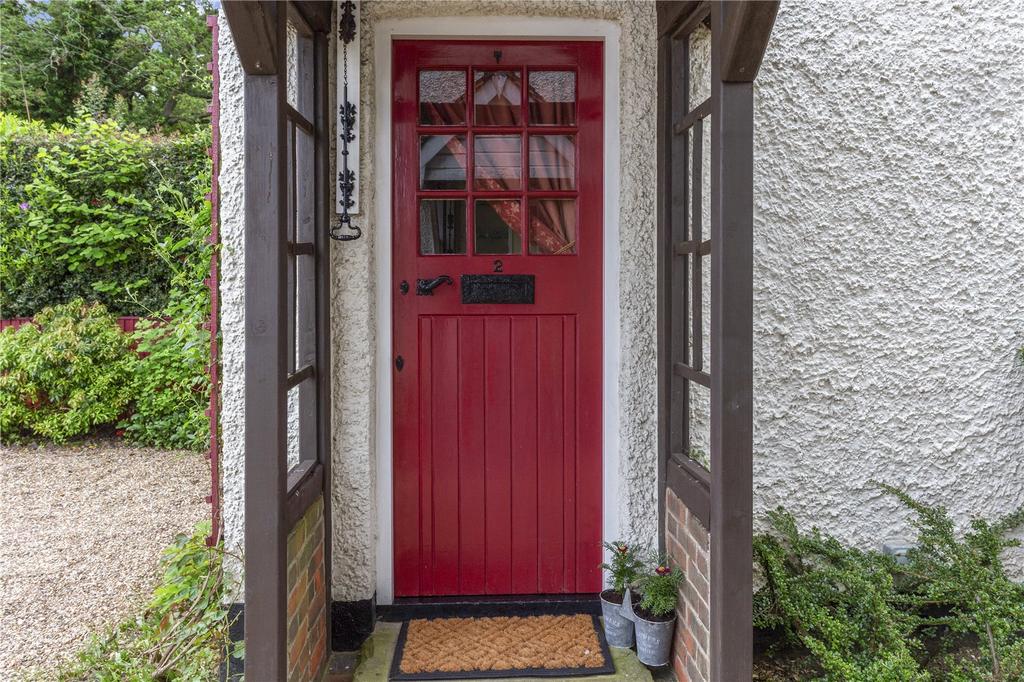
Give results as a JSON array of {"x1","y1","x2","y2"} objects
[
  {"x1": 656, "y1": 2, "x2": 777, "y2": 680},
  {"x1": 223, "y1": 1, "x2": 334, "y2": 678}
]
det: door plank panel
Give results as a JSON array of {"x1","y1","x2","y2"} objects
[
  {"x1": 458, "y1": 317, "x2": 487, "y2": 594},
  {"x1": 417, "y1": 317, "x2": 434, "y2": 595},
  {"x1": 510, "y1": 316, "x2": 539, "y2": 593},
  {"x1": 537, "y1": 316, "x2": 565, "y2": 593},
  {"x1": 431, "y1": 317, "x2": 461, "y2": 594},
  {"x1": 484, "y1": 316, "x2": 513, "y2": 594},
  {"x1": 562, "y1": 315, "x2": 578, "y2": 592}
]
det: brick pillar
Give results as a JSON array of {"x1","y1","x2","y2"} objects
[
  {"x1": 664, "y1": 488, "x2": 711, "y2": 682},
  {"x1": 286, "y1": 496, "x2": 328, "y2": 682}
]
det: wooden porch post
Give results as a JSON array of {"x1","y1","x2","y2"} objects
[
  {"x1": 233, "y1": 1, "x2": 288, "y2": 677},
  {"x1": 657, "y1": 2, "x2": 777, "y2": 680},
  {"x1": 709, "y1": 3, "x2": 754, "y2": 679}
]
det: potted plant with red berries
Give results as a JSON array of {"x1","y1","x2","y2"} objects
[
  {"x1": 632, "y1": 559, "x2": 684, "y2": 667},
  {"x1": 599, "y1": 540, "x2": 643, "y2": 647}
]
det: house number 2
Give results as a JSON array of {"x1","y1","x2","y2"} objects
[{"x1": 493, "y1": 259, "x2": 503, "y2": 273}]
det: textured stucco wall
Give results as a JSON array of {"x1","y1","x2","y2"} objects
[
  {"x1": 217, "y1": 10, "x2": 246, "y2": 595},
  {"x1": 218, "y1": 0, "x2": 1024, "y2": 603},
  {"x1": 751, "y1": 0, "x2": 1024, "y2": 572}
]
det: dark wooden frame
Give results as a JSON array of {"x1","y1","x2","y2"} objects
[
  {"x1": 223, "y1": 1, "x2": 334, "y2": 678},
  {"x1": 656, "y1": 2, "x2": 777, "y2": 681}
]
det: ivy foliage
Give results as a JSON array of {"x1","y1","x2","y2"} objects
[
  {"x1": 0, "y1": 113, "x2": 209, "y2": 317},
  {"x1": 754, "y1": 488, "x2": 1024, "y2": 682},
  {"x1": 54, "y1": 522, "x2": 240, "y2": 682},
  {"x1": 0, "y1": 300, "x2": 137, "y2": 443}
]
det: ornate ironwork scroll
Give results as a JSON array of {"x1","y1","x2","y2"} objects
[{"x1": 332, "y1": 0, "x2": 361, "y2": 241}]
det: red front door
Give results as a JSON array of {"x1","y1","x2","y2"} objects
[{"x1": 392, "y1": 40, "x2": 603, "y2": 596}]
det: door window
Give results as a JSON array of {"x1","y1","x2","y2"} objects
[{"x1": 416, "y1": 66, "x2": 580, "y2": 256}]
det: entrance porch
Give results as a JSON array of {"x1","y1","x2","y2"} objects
[{"x1": 217, "y1": 1, "x2": 775, "y2": 679}]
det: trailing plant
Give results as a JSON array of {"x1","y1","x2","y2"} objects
[
  {"x1": 878, "y1": 484, "x2": 1024, "y2": 682},
  {"x1": 0, "y1": 300, "x2": 137, "y2": 443},
  {"x1": 753, "y1": 508, "x2": 928, "y2": 681},
  {"x1": 53, "y1": 521, "x2": 241, "y2": 682},
  {"x1": 600, "y1": 540, "x2": 644, "y2": 595},
  {"x1": 121, "y1": 168, "x2": 211, "y2": 451},
  {"x1": 635, "y1": 559, "x2": 684, "y2": 619}
]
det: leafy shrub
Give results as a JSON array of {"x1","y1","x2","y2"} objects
[
  {"x1": 0, "y1": 300, "x2": 136, "y2": 443},
  {"x1": 122, "y1": 170, "x2": 211, "y2": 451},
  {"x1": 55, "y1": 521, "x2": 240, "y2": 682},
  {"x1": 600, "y1": 540, "x2": 644, "y2": 595},
  {"x1": 879, "y1": 484, "x2": 1024, "y2": 682},
  {"x1": 635, "y1": 559, "x2": 684, "y2": 619},
  {"x1": 753, "y1": 508, "x2": 927, "y2": 681},
  {"x1": 755, "y1": 489, "x2": 1024, "y2": 682},
  {"x1": 0, "y1": 113, "x2": 209, "y2": 317}
]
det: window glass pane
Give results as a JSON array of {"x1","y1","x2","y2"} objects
[
  {"x1": 529, "y1": 199, "x2": 576, "y2": 255},
  {"x1": 474, "y1": 135, "x2": 521, "y2": 190},
  {"x1": 528, "y1": 71, "x2": 576, "y2": 125},
  {"x1": 420, "y1": 199, "x2": 467, "y2": 254},
  {"x1": 474, "y1": 70, "x2": 522, "y2": 125},
  {"x1": 287, "y1": 384, "x2": 300, "y2": 470},
  {"x1": 475, "y1": 199, "x2": 521, "y2": 254},
  {"x1": 420, "y1": 135, "x2": 467, "y2": 189},
  {"x1": 420, "y1": 70, "x2": 466, "y2": 125},
  {"x1": 688, "y1": 23, "x2": 712, "y2": 108},
  {"x1": 285, "y1": 21, "x2": 298, "y2": 110},
  {"x1": 528, "y1": 135, "x2": 575, "y2": 190}
]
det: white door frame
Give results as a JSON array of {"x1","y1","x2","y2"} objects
[{"x1": 374, "y1": 16, "x2": 622, "y2": 605}]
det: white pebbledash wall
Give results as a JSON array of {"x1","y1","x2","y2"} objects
[{"x1": 218, "y1": 0, "x2": 1024, "y2": 603}]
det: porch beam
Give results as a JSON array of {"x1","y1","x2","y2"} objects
[
  {"x1": 709, "y1": 2, "x2": 755, "y2": 680},
  {"x1": 222, "y1": 1, "x2": 279, "y2": 75},
  {"x1": 719, "y1": 1, "x2": 780, "y2": 83},
  {"x1": 657, "y1": 1, "x2": 706, "y2": 38},
  {"x1": 242, "y1": 11, "x2": 288, "y2": 681},
  {"x1": 293, "y1": 0, "x2": 334, "y2": 34}
]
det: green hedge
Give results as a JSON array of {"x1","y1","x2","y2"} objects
[
  {"x1": 0, "y1": 114, "x2": 212, "y2": 450},
  {"x1": 0, "y1": 114, "x2": 209, "y2": 317}
]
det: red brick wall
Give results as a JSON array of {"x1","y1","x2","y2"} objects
[
  {"x1": 287, "y1": 496, "x2": 327, "y2": 682},
  {"x1": 664, "y1": 488, "x2": 711, "y2": 682}
]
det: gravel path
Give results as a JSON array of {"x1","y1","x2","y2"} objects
[{"x1": 0, "y1": 440, "x2": 209, "y2": 679}]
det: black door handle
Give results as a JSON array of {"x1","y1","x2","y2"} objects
[{"x1": 416, "y1": 275, "x2": 453, "y2": 296}]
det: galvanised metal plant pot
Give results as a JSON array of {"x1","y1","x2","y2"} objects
[
  {"x1": 599, "y1": 589, "x2": 635, "y2": 648},
  {"x1": 633, "y1": 611, "x2": 675, "y2": 667}
]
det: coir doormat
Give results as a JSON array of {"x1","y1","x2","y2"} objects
[{"x1": 389, "y1": 613, "x2": 615, "y2": 680}]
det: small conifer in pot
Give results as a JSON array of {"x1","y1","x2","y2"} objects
[
  {"x1": 632, "y1": 557, "x2": 684, "y2": 667},
  {"x1": 598, "y1": 540, "x2": 644, "y2": 648}
]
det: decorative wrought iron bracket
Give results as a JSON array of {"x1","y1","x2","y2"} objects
[{"x1": 332, "y1": 0, "x2": 361, "y2": 241}]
